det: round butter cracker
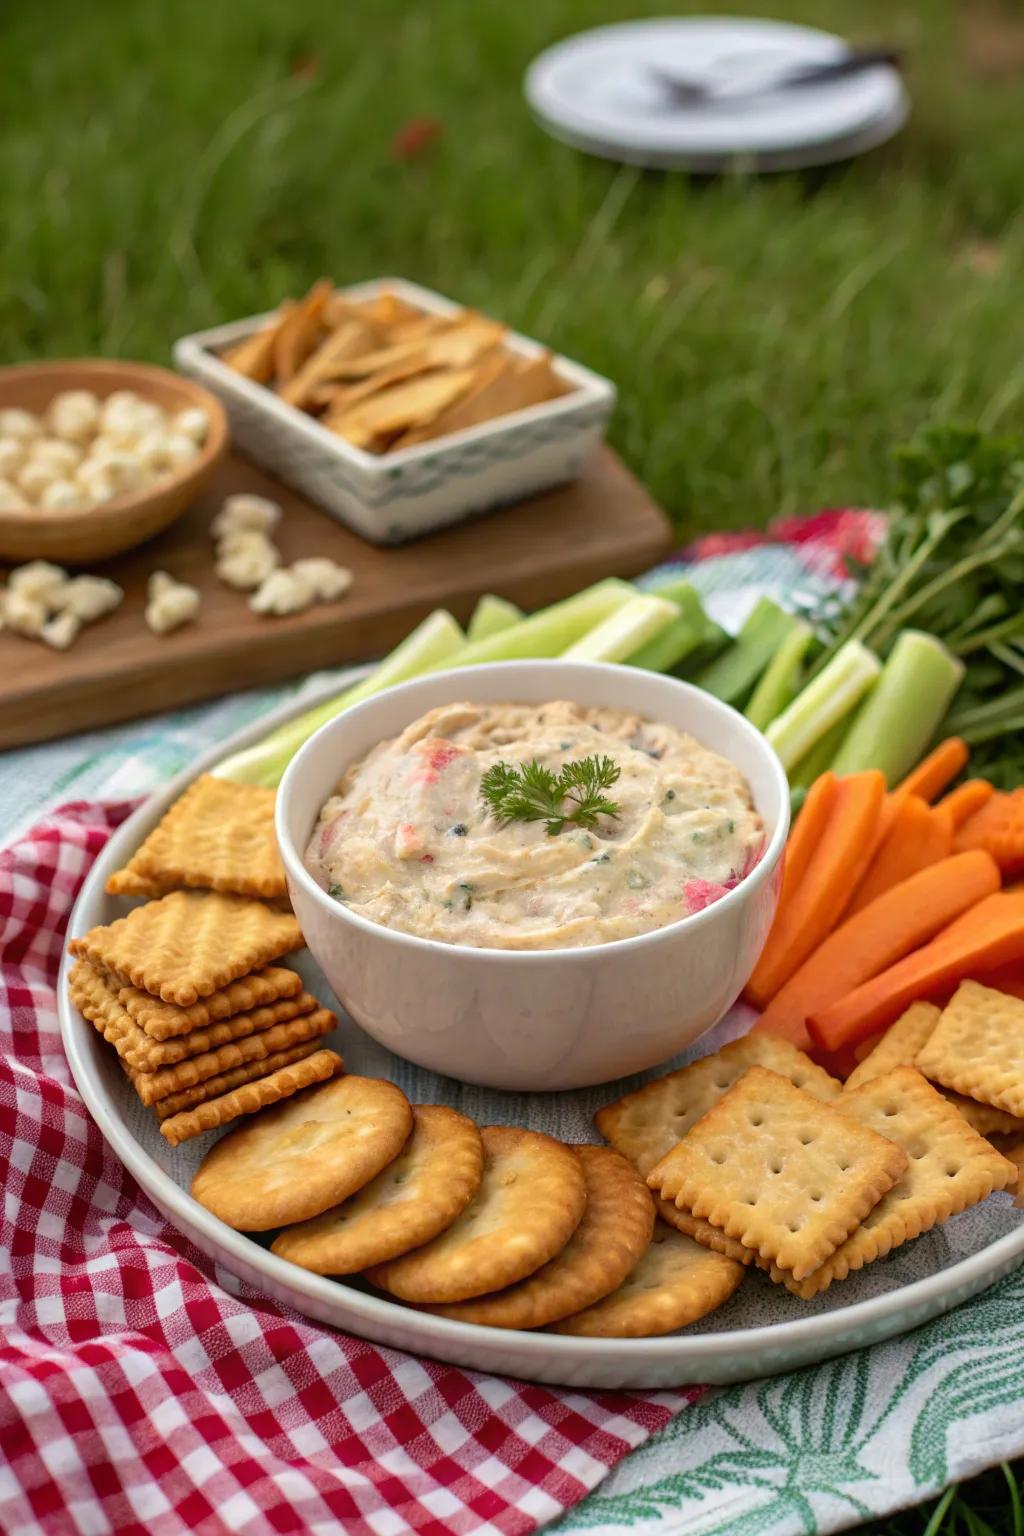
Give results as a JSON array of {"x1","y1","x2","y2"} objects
[
  {"x1": 272, "y1": 1105, "x2": 484, "y2": 1273},
  {"x1": 365, "y1": 1125, "x2": 587, "y2": 1304},
  {"x1": 425, "y1": 1144, "x2": 655, "y2": 1329},
  {"x1": 191, "y1": 1073, "x2": 413, "y2": 1231},
  {"x1": 550, "y1": 1222, "x2": 744, "y2": 1338}
]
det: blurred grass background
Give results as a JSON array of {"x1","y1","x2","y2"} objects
[
  {"x1": 2, "y1": 1, "x2": 1023, "y2": 1527},
  {"x1": 3, "y1": 0, "x2": 1024, "y2": 539}
]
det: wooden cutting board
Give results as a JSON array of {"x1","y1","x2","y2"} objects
[{"x1": 0, "y1": 447, "x2": 672, "y2": 750}]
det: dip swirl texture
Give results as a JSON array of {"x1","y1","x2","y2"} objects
[{"x1": 305, "y1": 701, "x2": 764, "y2": 951}]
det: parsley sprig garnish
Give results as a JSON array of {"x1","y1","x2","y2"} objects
[{"x1": 480, "y1": 755, "x2": 621, "y2": 836}]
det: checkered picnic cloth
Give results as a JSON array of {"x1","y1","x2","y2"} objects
[{"x1": 0, "y1": 798, "x2": 697, "y2": 1536}]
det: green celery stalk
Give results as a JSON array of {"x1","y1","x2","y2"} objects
[
  {"x1": 788, "y1": 716, "x2": 853, "y2": 789},
  {"x1": 564, "y1": 593, "x2": 679, "y2": 663},
  {"x1": 215, "y1": 608, "x2": 465, "y2": 785},
  {"x1": 695, "y1": 597, "x2": 799, "y2": 706},
  {"x1": 627, "y1": 581, "x2": 717, "y2": 672},
  {"x1": 765, "y1": 640, "x2": 882, "y2": 771},
  {"x1": 744, "y1": 619, "x2": 815, "y2": 731},
  {"x1": 465, "y1": 594, "x2": 523, "y2": 642},
  {"x1": 426, "y1": 578, "x2": 636, "y2": 671},
  {"x1": 830, "y1": 630, "x2": 966, "y2": 785},
  {"x1": 675, "y1": 621, "x2": 730, "y2": 678}
]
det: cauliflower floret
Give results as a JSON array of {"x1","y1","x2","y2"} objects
[
  {"x1": 76, "y1": 463, "x2": 119, "y2": 504},
  {"x1": 290, "y1": 557, "x2": 353, "y2": 602},
  {"x1": 215, "y1": 530, "x2": 280, "y2": 590},
  {"x1": 41, "y1": 611, "x2": 82, "y2": 651},
  {"x1": 0, "y1": 478, "x2": 29, "y2": 510},
  {"x1": 30, "y1": 437, "x2": 84, "y2": 476},
  {"x1": 0, "y1": 409, "x2": 42, "y2": 442},
  {"x1": 0, "y1": 438, "x2": 28, "y2": 478},
  {"x1": 18, "y1": 459, "x2": 61, "y2": 502},
  {"x1": 211, "y1": 493, "x2": 282, "y2": 539},
  {"x1": 47, "y1": 390, "x2": 102, "y2": 445},
  {"x1": 8, "y1": 561, "x2": 67, "y2": 604},
  {"x1": 144, "y1": 570, "x2": 201, "y2": 634},
  {"x1": 53, "y1": 574, "x2": 123, "y2": 623},
  {"x1": 249, "y1": 566, "x2": 316, "y2": 616},
  {"x1": 86, "y1": 449, "x2": 150, "y2": 496},
  {"x1": 1, "y1": 589, "x2": 47, "y2": 637},
  {"x1": 174, "y1": 406, "x2": 210, "y2": 444},
  {"x1": 101, "y1": 391, "x2": 166, "y2": 442},
  {"x1": 41, "y1": 479, "x2": 90, "y2": 510}
]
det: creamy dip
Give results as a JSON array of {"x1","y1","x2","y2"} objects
[{"x1": 305, "y1": 701, "x2": 764, "y2": 950}]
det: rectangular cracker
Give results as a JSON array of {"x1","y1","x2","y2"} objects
[
  {"x1": 152, "y1": 1039, "x2": 334, "y2": 1117},
  {"x1": 119, "y1": 966, "x2": 303, "y2": 1040},
  {"x1": 70, "y1": 960, "x2": 318, "y2": 1070},
  {"x1": 777, "y1": 1067, "x2": 1017, "y2": 1298},
  {"x1": 128, "y1": 1008, "x2": 336, "y2": 1105},
  {"x1": 595, "y1": 1034, "x2": 842, "y2": 1182},
  {"x1": 916, "y1": 980, "x2": 1024, "y2": 1120},
  {"x1": 844, "y1": 999, "x2": 1024, "y2": 1136},
  {"x1": 648, "y1": 1066, "x2": 908, "y2": 1279},
  {"x1": 106, "y1": 776, "x2": 285, "y2": 900},
  {"x1": 70, "y1": 891, "x2": 303, "y2": 1006},
  {"x1": 159, "y1": 1047, "x2": 343, "y2": 1146}
]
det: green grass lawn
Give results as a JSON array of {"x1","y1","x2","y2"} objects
[
  {"x1": 4, "y1": 0, "x2": 1024, "y2": 540},
  {"x1": 3, "y1": 0, "x2": 1022, "y2": 1528}
]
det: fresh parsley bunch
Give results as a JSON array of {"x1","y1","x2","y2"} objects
[
  {"x1": 481, "y1": 755, "x2": 621, "y2": 836},
  {"x1": 813, "y1": 424, "x2": 1024, "y2": 788}
]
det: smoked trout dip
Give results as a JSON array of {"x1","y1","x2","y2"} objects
[{"x1": 305, "y1": 701, "x2": 764, "y2": 950}]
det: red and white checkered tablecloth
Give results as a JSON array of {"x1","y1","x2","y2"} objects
[{"x1": 0, "y1": 800, "x2": 702, "y2": 1536}]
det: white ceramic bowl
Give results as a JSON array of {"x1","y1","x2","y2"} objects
[
  {"x1": 174, "y1": 278, "x2": 615, "y2": 545},
  {"x1": 277, "y1": 661, "x2": 789, "y2": 1091}
]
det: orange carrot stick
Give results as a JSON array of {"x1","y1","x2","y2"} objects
[
  {"x1": 938, "y1": 778, "x2": 995, "y2": 829},
  {"x1": 846, "y1": 796, "x2": 953, "y2": 916},
  {"x1": 754, "y1": 850, "x2": 1000, "y2": 1050},
  {"x1": 953, "y1": 792, "x2": 1024, "y2": 876},
  {"x1": 895, "y1": 737, "x2": 968, "y2": 803},
  {"x1": 780, "y1": 771, "x2": 839, "y2": 898},
  {"x1": 744, "y1": 770, "x2": 886, "y2": 1010},
  {"x1": 807, "y1": 889, "x2": 1024, "y2": 1053}
]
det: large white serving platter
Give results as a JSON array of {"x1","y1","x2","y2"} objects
[{"x1": 59, "y1": 673, "x2": 1024, "y2": 1388}]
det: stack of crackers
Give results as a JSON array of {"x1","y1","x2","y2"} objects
[
  {"x1": 219, "y1": 280, "x2": 572, "y2": 455},
  {"x1": 69, "y1": 775, "x2": 343, "y2": 1145},
  {"x1": 597, "y1": 1001, "x2": 1023, "y2": 1302}
]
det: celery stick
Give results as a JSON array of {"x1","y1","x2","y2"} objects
[
  {"x1": 627, "y1": 582, "x2": 717, "y2": 672},
  {"x1": 628, "y1": 614, "x2": 710, "y2": 673},
  {"x1": 788, "y1": 716, "x2": 852, "y2": 789},
  {"x1": 765, "y1": 640, "x2": 881, "y2": 771},
  {"x1": 564, "y1": 593, "x2": 679, "y2": 663},
  {"x1": 675, "y1": 621, "x2": 730, "y2": 678},
  {"x1": 830, "y1": 630, "x2": 966, "y2": 786},
  {"x1": 426, "y1": 578, "x2": 635, "y2": 671},
  {"x1": 466, "y1": 594, "x2": 523, "y2": 642},
  {"x1": 216, "y1": 608, "x2": 465, "y2": 785},
  {"x1": 646, "y1": 575, "x2": 704, "y2": 611},
  {"x1": 745, "y1": 619, "x2": 814, "y2": 731},
  {"x1": 695, "y1": 597, "x2": 799, "y2": 706}
]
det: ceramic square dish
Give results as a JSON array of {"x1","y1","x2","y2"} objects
[{"x1": 173, "y1": 278, "x2": 616, "y2": 545}]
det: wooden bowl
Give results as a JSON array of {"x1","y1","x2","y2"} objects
[{"x1": 0, "y1": 360, "x2": 229, "y2": 564}]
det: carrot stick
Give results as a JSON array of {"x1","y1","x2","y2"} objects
[
  {"x1": 744, "y1": 770, "x2": 886, "y2": 1009},
  {"x1": 753, "y1": 850, "x2": 1000, "y2": 1050},
  {"x1": 780, "y1": 771, "x2": 838, "y2": 898},
  {"x1": 954, "y1": 789, "x2": 1024, "y2": 876},
  {"x1": 895, "y1": 737, "x2": 968, "y2": 803},
  {"x1": 807, "y1": 889, "x2": 1024, "y2": 1053},
  {"x1": 846, "y1": 796, "x2": 953, "y2": 916},
  {"x1": 938, "y1": 778, "x2": 995, "y2": 829}
]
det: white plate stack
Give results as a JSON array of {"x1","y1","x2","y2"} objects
[{"x1": 525, "y1": 17, "x2": 908, "y2": 173}]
